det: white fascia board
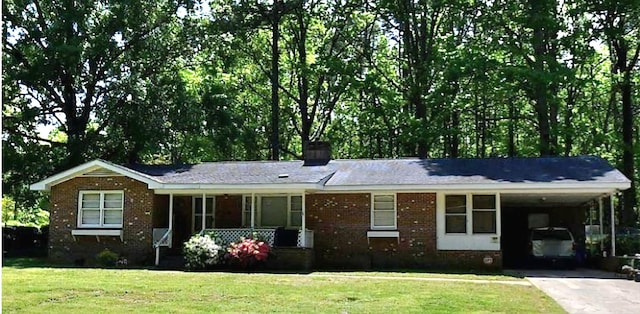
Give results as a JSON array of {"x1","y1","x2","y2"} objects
[
  {"x1": 154, "y1": 183, "x2": 323, "y2": 195},
  {"x1": 321, "y1": 182, "x2": 630, "y2": 193},
  {"x1": 30, "y1": 159, "x2": 162, "y2": 191}
]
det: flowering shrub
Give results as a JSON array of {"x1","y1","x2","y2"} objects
[
  {"x1": 227, "y1": 237, "x2": 271, "y2": 269},
  {"x1": 183, "y1": 234, "x2": 223, "y2": 270}
]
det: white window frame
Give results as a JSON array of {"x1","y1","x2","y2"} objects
[
  {"x1": 242, "y1": 194, "x2": 303, "y2": 228},
  {"x1": 77, "y1": 190, "x2": 124, "y2": 228},
  {"x1": 471, "y1": 194, "x2": 498, "y2": 234},
  {"x1": 442, "y1": 193, "x2": 499, "y2": 235},
  {"x1": 191, "y1": 196, "x2": 215, "y2": 233},
  {"x1": 437, "y1": 192, "x2": 501, "y2": 251},
  {"x1": 370, "y1": 193, "x2": 397, "y2": 230},
  {"x1": 444, "y1": 194, "x2": 467, "y2": 234}
]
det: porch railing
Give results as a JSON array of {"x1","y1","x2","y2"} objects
[
  {"x1": 153, "y1": 228, "x2": 172, "y2": 266},
  {"x1": 201, "y1": 228, "x2": 314, "y2": 248}
]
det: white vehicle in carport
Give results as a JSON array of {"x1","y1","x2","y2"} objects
[{"x1": 529, "y1": 227, "x2": 577, "y2": 268}]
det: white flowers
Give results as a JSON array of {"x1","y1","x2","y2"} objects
[{"x1": 183, "y1": 234, "x2": 223, "y2": 270}]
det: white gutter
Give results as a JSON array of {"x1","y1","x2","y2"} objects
[{"x1": 319, "y1": 182, "x2": 630, "y2": 192}]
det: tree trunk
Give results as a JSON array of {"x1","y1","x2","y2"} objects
[
  {"x1": 270, "y1": 0, "x2": 281, "y2": 161},
  {"x1": 621, "y1": 71, "x2": 637, "y2": 225}
]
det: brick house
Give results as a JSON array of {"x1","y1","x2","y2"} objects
[{"x1": 31, "y1": 152, "x2": 630, "y2": 269}]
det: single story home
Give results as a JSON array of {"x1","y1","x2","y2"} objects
[{"x1": 31, "y1": 145, "x2": 630, "y2": 269}]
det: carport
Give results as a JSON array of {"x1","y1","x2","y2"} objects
[{"x1": 501, "y1": 191, "x2": 620, "y2": 268}]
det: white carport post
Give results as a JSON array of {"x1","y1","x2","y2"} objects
[
  {"x1": 250, "y1": 193, "x2": 255, "y2": 229},
  {"x1": 610, "y1": 195, "x2": 616, "y2": 257},
  {"x1": 201, "y1": 193, "x2": 206, "y2": 232},
  {"x1": 598, "y1": 197, "x2": 604, "y2": 255},
  {"x1": 169, "y1": 193, "x2": 174, "y2": 248},
  {"x1": 301, "y1": 192, "x2": 306, "y2": 247}
]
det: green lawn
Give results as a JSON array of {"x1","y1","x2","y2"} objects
[{"x1": 2, "y1": 259, "x2": 564, "y2": 313}]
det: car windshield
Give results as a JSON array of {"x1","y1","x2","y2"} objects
[{"x1": 532, "y1": 229, "x2": 572, "y2": 241}]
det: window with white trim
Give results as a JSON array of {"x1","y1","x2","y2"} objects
[
  {"x1": 242, "y1": 195, "x2": 302, "y2": 228},
  {"x1": 78, "y1": 191, "x2": 123, "y2": 228},
  {"x1": 371, "y1": 194, "x2": 396, "y2": 229},
  {"x1": 192, "y1": 197, "x2": 215, "y2": 232},
  {"x1": 445, "y1": 195, "x2": 466, "y2": 233},
  {"x1": 472, "y1": 195, "x2": 497, "y2": 234},
  {"x1": 444, "y1": 194, "x2": 498, "y2": 234}
]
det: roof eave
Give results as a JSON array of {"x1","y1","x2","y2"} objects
[
  {"x1": 30, "y1": 159, "x2": 162, "y2": 191},
  {"x1": 321, "y1": 181, "x2": 631, "y2": 193}
]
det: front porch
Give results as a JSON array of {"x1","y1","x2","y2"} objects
[{"x1": 151, "y1": 193, "x2": 315, "y2": 266}]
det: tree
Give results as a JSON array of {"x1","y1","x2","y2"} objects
[{"x1": 3, "y1": 0, "x2": 190, "y2": 168}]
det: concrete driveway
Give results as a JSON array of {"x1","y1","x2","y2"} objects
[{"x1": 517, "y1": 269, "x2": 640, "y2": 314}]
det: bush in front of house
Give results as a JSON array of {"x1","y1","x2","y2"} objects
[
  {"x1": 226, "y1": 237, "x2": 271, "y2": 269},
  {"x1": 96, "y1": 248, "x2": 119, "y2": 267},
  {"x1": 183, "y1": 233, "x2": 224, "y2": 270}
]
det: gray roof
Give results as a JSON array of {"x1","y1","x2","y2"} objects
[
  {"x1": 127, "y1": 161, "x2": 335, "y2": 185},
  {"x1": 126, "y1": 156, "x2": 629, "y2": 187},
  {"x1": 324, "y1": 156, "x2": 630, "y2": 186}
]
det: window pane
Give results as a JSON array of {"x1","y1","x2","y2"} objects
[
  {"x1": 244, "y1": 196, "x2": 252, "y2": 211},
  {"x1": 445, "y1": 195, "x2": 466, "y2": 213},
  {"x1": 81, "y1": 194, "x2": 100, "y2": 209},
  {"x1": 261, "y1": 196, "x2": 287, "y2": 227},
  {"x1": 103, "y1": 210, "x2": 122, "y2": 225},
  {"x1": 291, "y1": 196, "x2": 302, "y2": 211},
  {"x1": 473, "y1": 195, "x2": 496, "y2": 209},
  {"x1": 445, "y1": 215, "x2": 466, "y2": 233},
  {"x1": 373, "y1": 211, "x2": 395, "y2": 227},
  {"x1": 194, "y1": 216, "x2": 202, "y2": 231},
  {"x1": 104, "y1": 193, "x2": 123, "y2": 208},
  {"x1": 194, "y1": 198, "x2": 214, "y2": 216},
  {"x1": 374, "y1": 201, "x2": 394, "y2": 210},
  {"x1": 82, "y1": 209, "x2": 100, "y2": 225},
  {"x1": 205, "y1": 216, "x2": 214, "y2": 228},
  {"x1": 374, "y1": 195, "x2": 394, "y2": 203},
  {"x1": 243, "y1": 211, "x2": 251, "y2": 227},
  {"x1": 473, "y1": 211, "x2": 496, "y2": 233},
  {"x1": 290, "y1": 211, "x2": 302, "y2": 227}
]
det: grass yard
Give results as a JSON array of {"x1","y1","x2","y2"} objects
[{"x1": 2, "y1": 259, "x2": 564, "y2": 313}]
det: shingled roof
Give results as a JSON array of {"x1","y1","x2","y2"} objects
[
  {"x1": 30, "y1": 156, "x2": 631, "y2": 191},
  {"x1": 125, "y1": 156, "x2": 629, "y2": 187}
]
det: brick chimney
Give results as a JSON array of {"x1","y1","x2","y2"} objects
[{"x1": 303, "y1": 141, "x2": 331, "y2": 166}]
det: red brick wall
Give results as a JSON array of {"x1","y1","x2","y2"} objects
[
  {"x1": 215, "y1": 195, "x2": 242, "y2": 228},
  {"x1": 306, "y1": 192, "x2": 501, "y2": 269},
  {"x1": 49, "y1": 177, "x2": 154, "y2": 265}
]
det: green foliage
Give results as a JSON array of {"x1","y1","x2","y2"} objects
[
  {"x1": 95, "y1": 249, "x2": 119, "y2": 267},
  {"x1": 2, "y1": 0, "x2": 639, "y2": 226},
  {"x1": 1, "y1": 196, "x2": 49, "y2": 228}
]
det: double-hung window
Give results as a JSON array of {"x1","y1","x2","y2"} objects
[
  {"x1": 445, "y1": 195, "x2": 467, "y2": 233},
  {"x1": 371, "y1": 194, "x2": 396, "y2": 229},
  {"x1": 242, "y1": 195, "x2": 303, "y2": 228},
  {"x1": 78, "y1": 191, "x2": 123, "y2": 228},
  {"x1": 444, "y1": 194, "x2": 497, "y2": 234},
  {"x1": 472, "y1": 195, "x2": 497, "y2": 234}
]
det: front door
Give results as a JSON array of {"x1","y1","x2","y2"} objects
[{"x1": 192, "y1": 196, "x2": 215, "y2": 233}]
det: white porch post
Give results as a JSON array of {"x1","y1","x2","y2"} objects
[
  {"x1": 168, "y1": 193, "x2": 174, "y2": 248},
  {"x1": 201, "y1": 193, "x2": 206, "y2": 232},
  {"x1": 301, "y1": 192, "x2": 306, "y2": 247},
  {"x1": 598, "y1": 197, "x2": 604, "y2": 238},
  {"x1": 250, "y1": 193, "x2": 255, "y2": 229},
  {"x1": 610, "y1": 194, "x2": 616, "y2": 257}
]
